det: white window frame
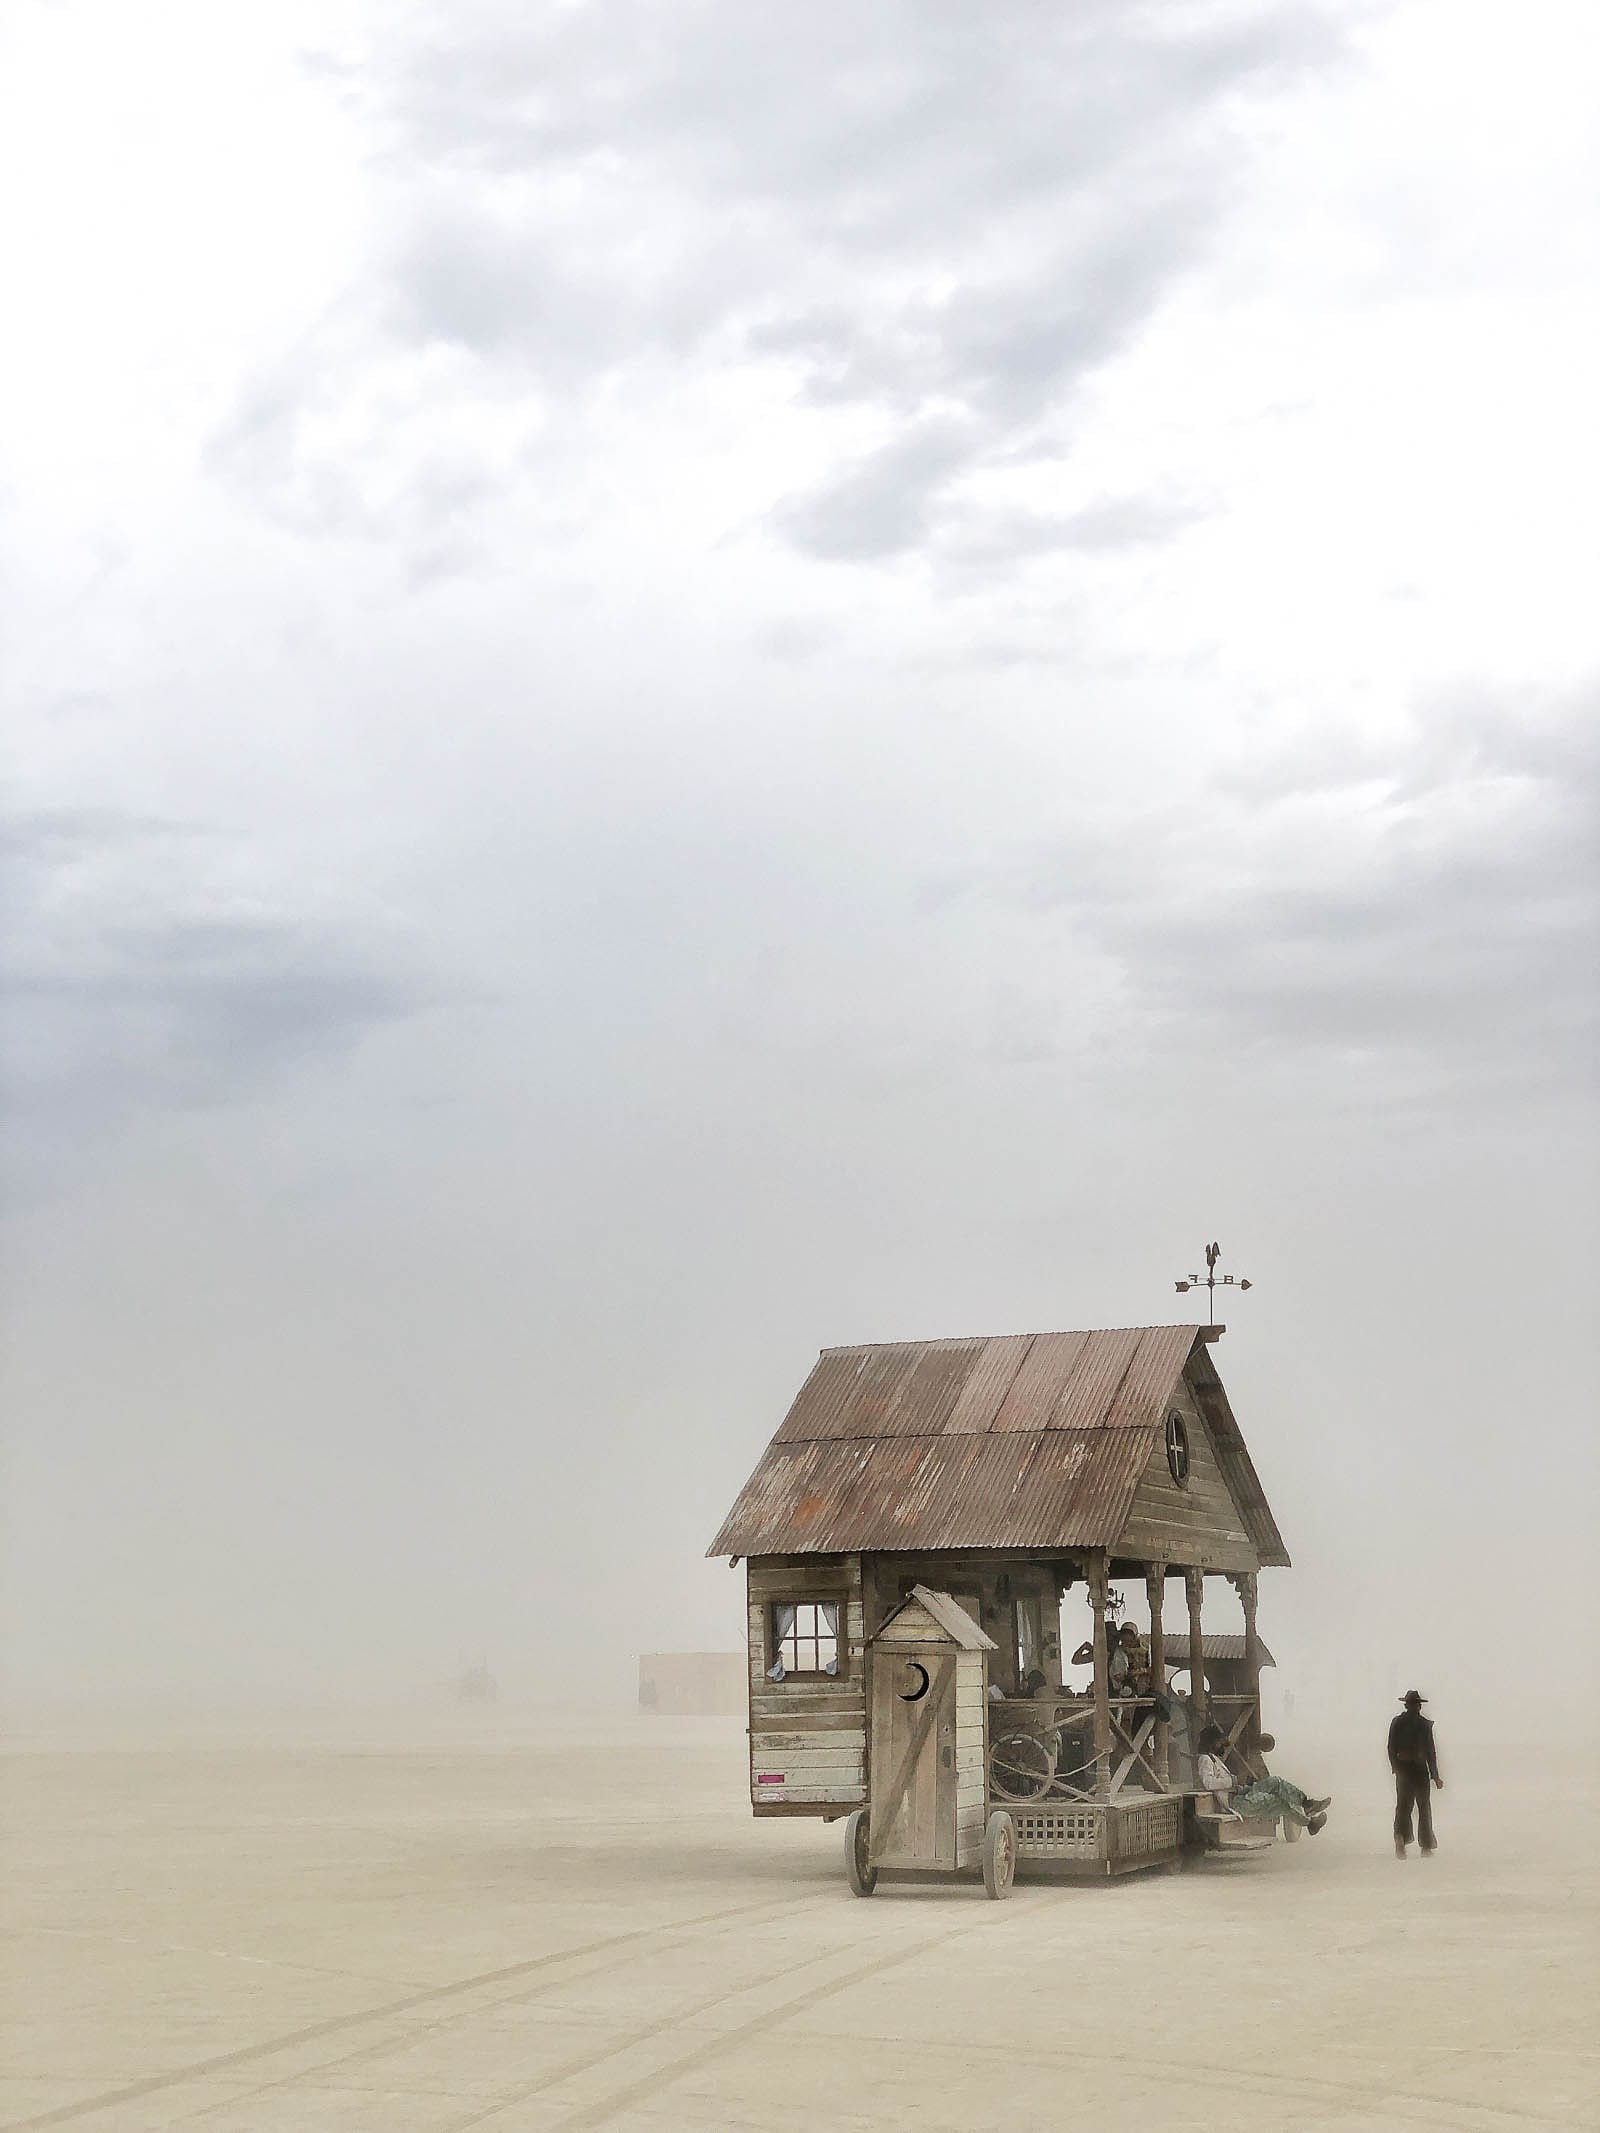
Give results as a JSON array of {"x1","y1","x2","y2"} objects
[{"x1": 767, "y1": 1599, "x2": 843, "y2": 1680}]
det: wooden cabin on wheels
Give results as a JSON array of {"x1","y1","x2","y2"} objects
[{"x1": 708, "y1": 1322, "x2": 1290, "y2": 1895}]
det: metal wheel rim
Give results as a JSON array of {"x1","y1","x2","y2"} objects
[
  {"x1": 853, "y1": 1816, "x2": 872, "y2": 1880},
  {"x1": 990, "y1": 1734, "x2": 1053, "y2": 1800}
]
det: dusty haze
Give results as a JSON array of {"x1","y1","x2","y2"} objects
[{"x1": 3, "y1": 0, "x2": 1598, "y2": 1732}]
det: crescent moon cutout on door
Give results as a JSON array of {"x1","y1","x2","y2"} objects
[{"x1": 899, "y1": 1661, "x2": 930, "y2": 1702}]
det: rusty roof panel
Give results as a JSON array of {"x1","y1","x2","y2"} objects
[
  {"x1": 770, "y1": 1347, "x2": 867, "y2": 1443},
  {"x1": 1046, "y1": 1324, "x2": 1144, "y2": 1430},
  {"x1": 772, "y1": 1342, "x2": 933, "y2": 1443},
  {"x1": 872, "y1": 1339, "x2": 986, "y2": 1438},
  {"x1": 885, "y1": 1432, "x2": 1045, "y2": 1546},
  {"x1": 1103, "y1": 1323, "x2": 1200, "y2": 1429},
  {"x1": 707, "y1": 1437, "x2": 893, "y2": 1558},
  {"x1": 991, "y1": 1330, "x2": 1092, "y2": 1432},
  {"x1": 1007, "y1": 1427, "x2": 1154, "y2": 1543},
  {"x1": 1164, "y1": 1633, "x2": 1276, "y2": 1667},
  {"x1": 942, "y1": 1333, "x2": 1034, "y2": 1435},
  {"x1": 772, "y1": 1327, "x2": 1194, "y2": 1444},
  {"x1": 708, "y1": 1428, "x2": 1157, "y2": 1557},
  {"x1": 845, "y1": 1344, "x2": 927, "y2": 1436}
]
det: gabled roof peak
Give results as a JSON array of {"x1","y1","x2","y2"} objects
[
  {"x1": 819, "y1": 1322, "x2": 1204, "y2": 1357},
  {"x1": 708, "y1": 1322, "x2": 1289, "y2": 1568}
]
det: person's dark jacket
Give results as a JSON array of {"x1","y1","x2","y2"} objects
[{"x1": 1388, "y1": 1710, "x2": 1441, "y2": 1782}]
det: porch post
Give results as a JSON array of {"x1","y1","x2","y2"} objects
[
  {"x1": 1089, "y1": 1551, "x2": 1112, "y2": 1801},
  {"x1": 1237, "y1": 1570, "x2": 1262, "y2": 1773},
  {"x1": 1145, "y1": 1562, "x2": 1168, "y2": 1788},
  {"x1": 1185, "y1": 1567, "x2": 1207, "y2": 1734}
]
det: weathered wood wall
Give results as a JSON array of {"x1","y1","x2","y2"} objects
[
  {"x1": 746, "y1": 1555, "x2": 865, "y2": 1813},
  {"x1": 954, "y1": 1647, "x2": 986, "y2": 1867},
  {"x1": 1114, "y1": 1373, "x2": 1259, "y2": 1572},
  {"x1": 860, "y1": 1553, "x2": 1066, "y2": 1688}
]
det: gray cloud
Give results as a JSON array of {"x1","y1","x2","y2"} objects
[
  {"x1": 221, "y1": 1, "x2": 1341, "y2": 557},
  {"x1": 1, "y1": 812, "x2": 428, "y2": 1177},
  {"x1": 374, "y1": 2, "x2": 1337, "y2": 240},
  {"x1": 770, "y1": 417, "x2": 975, "y2": 560},
  {"x1": 978, "y1": 690, "x2": 1599, "y2": 1104},
  {"x1": 936, "y1": 489, "x2": 1212, "y2": 573}
]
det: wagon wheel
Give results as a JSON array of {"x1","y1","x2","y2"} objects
[
  {"x1": 982, "y1": 1810, "x2": 1016, "y2": 1900},
  {"x1": 844, "y1": 1808, "x2": 877, "y2": 1897},
  {"x1": 989, "y1": 1731, "x2": 1053, "y2": 1801}
]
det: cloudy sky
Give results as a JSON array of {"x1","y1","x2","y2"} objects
[{"x1": 3, "y1": 0, "x2": 1595, "y2": 1713}]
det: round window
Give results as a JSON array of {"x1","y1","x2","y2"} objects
[{"x1": 1165, "y1": 1411, "x2": 1190, "y2": 1487}]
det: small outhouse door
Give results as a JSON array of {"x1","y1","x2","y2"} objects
[
  {"x1": 867, "y1": 1586, "x2": 995, "y2": 1872},
  {"x1": 869, "y1": 1645, "x2": 957, "y2": 1867}
]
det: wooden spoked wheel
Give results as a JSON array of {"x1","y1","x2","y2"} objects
[
  {"x1": 844, "y1": 1808, "x2": 878, "y2": 1897},
  {"x1": 982, "y1": 1810, "x2": 1016, "y2": 1900},
  {"x1": 989, "y1": 1732, "x2": 1053, "y2": 1800}
]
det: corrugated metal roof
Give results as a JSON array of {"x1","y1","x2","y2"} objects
[
  {"x1": 776, "y1": 1324, "x2": 1199, "y2": 1444},
  {"x1": 1104, "y1": 1323, "x2": 1199, "y2": 1429},
  {"x1": 1008, "y1": 1428, "x2": 1154, "y2": 1545},
  {"x1": 989, "y1": 1330, "x2": 1081, "y2": 1432},
  {"x1": 709, "y1": 1323, "x2": 1290, "y2": 1565},
  {"x1": 771, "y1": 1339, "x2": 986, "y2": 1443},
  {"x1": 707, "y1": 1428, "x2": 1155, "y2": 1556},
  {"x1": 941, "y1": 1332, "x2": 1033, "y2": 1434},
  {"x1": 1160, "y1": 1634, "x2": 1276, "y2": 1667},
  {"x1": 1048, "y1": 1325, "x2": 1143, "y2": 1430}
]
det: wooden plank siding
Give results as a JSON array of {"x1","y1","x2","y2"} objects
[
  {"x1": 954, "y1": 1647, "x2": 987, "y2": 1868},
  {"x1": 747, "y1": 1556, "x2": 866, "y2": 1814},
  {"x1": 1113, "y1": 1373, "x2": 1259, "y2": 1573}
]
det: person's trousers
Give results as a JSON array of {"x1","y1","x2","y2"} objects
[
  {"x1": 1236, "y1": 1775, "x2": 1311, "y2": 1827},
  {"x1": 1394, "y1": 1764, "x2": 1435, "y2": 1848}
]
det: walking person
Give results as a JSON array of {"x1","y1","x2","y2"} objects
[{"x1": 1389, "y1": 1689, "x2": 1443, "y2": 1857}]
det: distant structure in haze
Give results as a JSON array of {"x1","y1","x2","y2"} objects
[
  {"x1": 456, "y1": 1653, "x2": 498, "y2": 1703},
  {"x1": 637, "y1": 1652, "x2": 745, "y2": 1716}
]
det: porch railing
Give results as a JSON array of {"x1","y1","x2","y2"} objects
[
  {"x1": 987, "y1": 1695, "x2": 1166, "y2": 1801},
  {"x1": 987, "y1": 1683, "x2": 1263, "y2": 1802}
]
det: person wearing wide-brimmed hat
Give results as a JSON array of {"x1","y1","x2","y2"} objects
[{"x1": 1388, "y1": 1690, "x2": 1443, "y2": 1856}]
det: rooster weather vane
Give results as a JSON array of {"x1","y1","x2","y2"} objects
[{"x1": 1174, "y1": 1240, "x2": 1253, "y2": 1327}]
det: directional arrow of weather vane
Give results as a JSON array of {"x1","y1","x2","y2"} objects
[{"x1": 1174, "y1": 1240, "x2": 1253, "y2": 1327}]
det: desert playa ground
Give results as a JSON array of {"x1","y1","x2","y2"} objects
[{"x1": 2, "y1": 1710, "x2": 1595, "y2": 2132}]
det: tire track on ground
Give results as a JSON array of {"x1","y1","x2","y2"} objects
[
  {"x1": 160, "y1": 1892, "x2": 826, "y2": 2127},
  {"x1": 1, "y1": 1923, "x2": 410, "y2": 1992},
  {"x1": 440, "y1": 1915, "x2": 948, "y2": 2130},
  {"x1": 799, "y1": 2023, "x2": 1576, "y2": 2131},
  {"x1": 0, "y1": 1891, "x2": 813, "y2": 2131},
  {"x1": 460, "y1": 1914, "x2": 998, "y2": 2133},
  {"x1": 446, "y1": 1914, "x2": 1577, "y2": 2133}
]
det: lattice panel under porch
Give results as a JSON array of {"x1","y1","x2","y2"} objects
[
  {"x1": 1115, "y1": 1799, "x2": 1181, "y2": 1855},
  {"x1": 1012, "y1": 1807, "x2": 1102, "y2": 1859}
]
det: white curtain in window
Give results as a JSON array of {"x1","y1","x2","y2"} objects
[
  {"x1": 767, "y1": 1603, "x2": 796, "y2": 1681},
  {"x1": 820, "y1": 1601, "x2": 840, "y2": 1674}
]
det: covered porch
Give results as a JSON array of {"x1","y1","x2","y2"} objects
[{"x1": 978, "y1": 1552, "x2": 1272, "y2": 1870}]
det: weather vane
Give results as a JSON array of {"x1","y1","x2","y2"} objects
[{"x1": 1174, "y1": 1240, "x2": 1252, "y2": 1327}]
